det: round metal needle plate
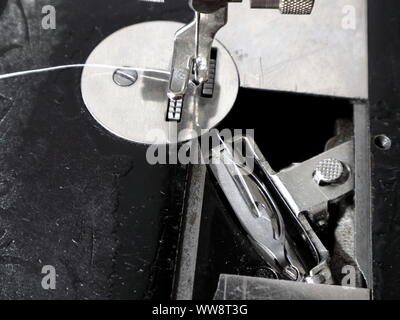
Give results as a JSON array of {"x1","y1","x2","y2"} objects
[{"x1": 81, "y1": 21, "x2": 239, "y2": 145}]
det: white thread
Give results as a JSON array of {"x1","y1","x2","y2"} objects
[{"x1": 0, "y1": 64, "x2": 171, "y2": 81}]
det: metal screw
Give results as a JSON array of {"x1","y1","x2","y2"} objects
[
  {"x1": 113, "y1": 68, "x2": 138, "y2": 87},
  {"x1": 313, "y1": 158, "x2": 347, "y2": 186}
]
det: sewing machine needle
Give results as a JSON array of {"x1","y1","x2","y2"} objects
[{"x1": 194, "y1": 11, "x2": 200, "y2": 83}]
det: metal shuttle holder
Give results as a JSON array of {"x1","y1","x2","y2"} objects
[{"x1": 208, "y1": 136, "x2": 354, "y2": 284}]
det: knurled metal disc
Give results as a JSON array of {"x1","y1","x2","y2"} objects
[
  {"x1": 81, "y1": 21, "x2": 239, "y2": 145},
  {"x1": 314, "y1": 158, "x2": 345, "y2": 185},
  {"x1": 280, "y1": 0, "x2": 315, "y2": 15}
]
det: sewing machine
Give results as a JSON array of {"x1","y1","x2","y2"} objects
[
  {"x1": 1, "y1": 0, "x2": 398, "y2": 301},
  {"x1": 80, "y1": 0, "x2": 369, "y2": 299}
]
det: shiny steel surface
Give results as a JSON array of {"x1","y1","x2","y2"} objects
[
  {"x1": 168, "y1": 7, "x2": 228, "y2": 101},
  {"x1": 314, "y1": 158, "x2": 346, "y2": 185},
  {"x1": 279, "y1": 0, "x2": 315, "y2": 14},
  {"x1": 214, "y1": 275, "x2": 370, "y2": 300},
  {"x1": 209, "y1": 143, "x2": 304, "y2": 280},
  {"x1": 81, "y1": 21, "x2": 239, "y2": 144},
  {"x1": 218, "y1": 0, "x2": 368, "y2": 99}
]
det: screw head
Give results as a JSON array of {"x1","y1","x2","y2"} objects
[
  {"x1": 314, "y1": 158, "x2": 346, "y2": 186},
  {"x1": 113, "y1": 68, "x2": 138, "y2": 87},
  {"x1": 374, "y1": 134, "x2": 392, "y2": 150}
]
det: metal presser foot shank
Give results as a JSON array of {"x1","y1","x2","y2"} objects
[
  {"x1": 166, "y1": 4, "x2": 229, "y2": 122},
  {"x1": 166, "y1": 0, "x2": 315, "y2": 122}
]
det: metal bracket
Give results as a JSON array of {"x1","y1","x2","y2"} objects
[
  {"x1": 168, "y1": 7, "x2": 227, "y2": 101},
  {"x1": 271, "y1": 141, "x2": 354, "y2": 224},
  {"x1": 208, "y1": 135, "x2": 354, "y2": 284}
]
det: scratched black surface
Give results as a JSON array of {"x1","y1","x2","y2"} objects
[
  {"x1": 0, "y1": 0, "x2": 190, "y2": 300},
  {"x1": 368, "y1": 0, "x2": 400, "y2": 300}
]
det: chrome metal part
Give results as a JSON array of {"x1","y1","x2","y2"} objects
[
  {"x1": 170, "y1": 0, "x2": 317, "y2": 120},
  {"x1": 273, "y1": 141, "x2": 354, "y2": 223},
  {"x1": 217, "y1": 0, "x2": 368, "y2": 99},
  {"x1": 209, "y1": 143, "x2": 306, "y2": 280},
  {"x1": 208, "y1": 135, "x2": 355, "y2": 284},
  {"x1": 201, "y1": 48, "x2": 218, "y2": 97},
  {"x1": 168, "y1": 7, "x2": 228, "y2": 101},
  {"x1": 208, "y1": 136, "x2": 336, "y2": 283},
  {"x1": 167, "y1": 98, "x2": 184, "y2": 122},
  {"x1": 214, "y1": 274, "x2": 370, "y2": 300},
  {"x1": 81, "y1": 21, "x2": 239, "y2": 144},
  {"x1": 251, "y1": 0, "x2": 315, "y2": 15},
  {"x1": 313, "y1": 158, "x2": 348, "y2": 186},
  {"x1": 113, "y1": 68, "x2": 138, "y2": 87}
]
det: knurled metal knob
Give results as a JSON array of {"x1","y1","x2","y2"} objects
[
  {"x1": 251, "y1": 0, "x2": 315, "y2": 15},
  {"x1": 313, "y1": 158, "x2": 347, "y2": 186}
]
